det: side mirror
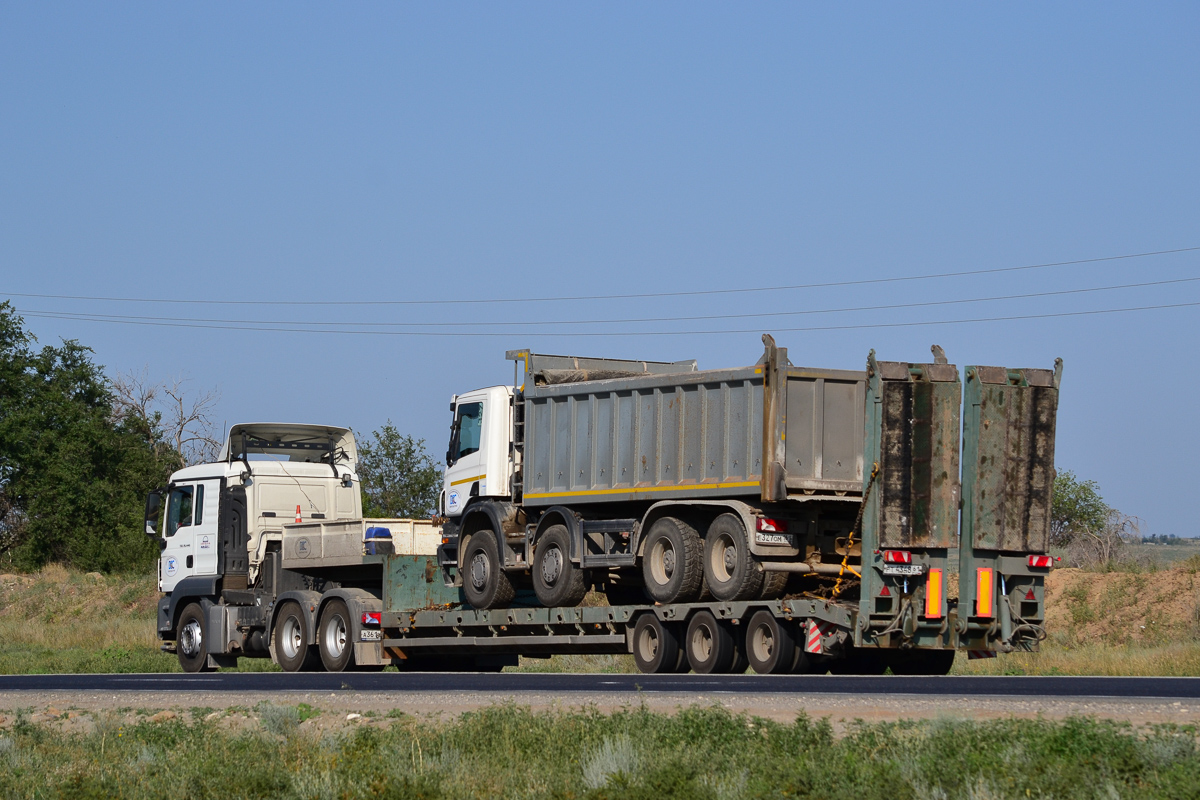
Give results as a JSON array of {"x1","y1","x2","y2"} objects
[{"x1": 144, "y1": 491, "x2": 163, "y2": 538}]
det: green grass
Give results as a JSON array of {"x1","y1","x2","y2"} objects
[{"x1": 1, "y1": 704, "x2": 1198, "y2": 799}]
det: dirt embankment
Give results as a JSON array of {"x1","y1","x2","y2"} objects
[{"x1": 1043, "y1": 565, "x2": 1200, "y2": 646}]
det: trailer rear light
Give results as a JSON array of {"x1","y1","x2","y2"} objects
[
  {"x1": 878, "y1": 584, "x2": 890, "y2": 596},
  {"x1": 924, "y1": 568, "x2": 943, "y2": 619},
  {"x1": 756, "y1": 517, "x2": 788, "y2": 533},
  {"x1": 1027, "y1": 554, "x2": 1052, "y2": 568},
  {"x1": 975, "y1": 567, "x2": 994, "y2": 618},
  {"x1": 362, "y1": 612, "x2": 381, "y2": 626},
  {"x1": 883, "y1": 550, "x2": 912, "y2": 564}
]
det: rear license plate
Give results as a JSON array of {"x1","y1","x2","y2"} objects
[
  {"x1": 882, "y1": 564, "x2": 926, "y2": 576},
  {"x1": 360, "y1": 629, "x2": 382, "y2": 641}
]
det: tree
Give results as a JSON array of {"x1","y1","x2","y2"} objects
[
  {"x1": 0, "y1": 302, "x2": 177, "y2": 572},
  {"x1": 1050, "y1": 469, "x2": 1109, "y2": 548},
  {"x1": 111, "y1": 369, "x2": 222, "y2": 468},
  {"x1": 356, "y1": 422, "x2": 441, "y2": 519}
]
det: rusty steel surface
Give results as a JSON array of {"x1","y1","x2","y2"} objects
[{"x1": 383, "y1": 555, "x2": 462, "y2": 614}]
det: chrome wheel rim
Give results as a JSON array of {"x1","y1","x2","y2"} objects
[
  {"x1": 281, "y1": 615, "x2": 304, "y2": 661},
  {"x1": 179, "y1": 619, "x2": 202, "y2": 658},
  {"x1": 324, "y1": 613, "x2": 347, "y2": 659}
]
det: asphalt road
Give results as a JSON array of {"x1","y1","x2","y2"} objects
[{"x1": 2, "y1": 672, "x2": 1199, "y2": 698}]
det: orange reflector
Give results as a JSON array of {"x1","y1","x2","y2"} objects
[
  {"x1": 976, "y1": 567, "x2": 994, "y2": 618},
  {"x1": 924, "y1": 568, "x2": 943, "y2": 619}
]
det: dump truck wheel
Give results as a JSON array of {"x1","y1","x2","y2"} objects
[
  {"x1": 632, "y1": 613, "x2": 684, "y2": 674},
  {"x1": 640, "y1": 516, "x2": 704, "y2": 603},
  {"x1": 274, "y1": 601, "x2": 321, "y2": 672},
  {"x1": 685, "y1": 610, "x2": 737, "y2": 673},
  {"x1": 176, "y1": 603, "x2": 214, "y2": 673},
  {"x1": 703, "y1": 514, "x2": 764, "y2": 601},
  {"x1": 533, "y1": 525, "x2": 588, "y2": 607},
  {"x1": 745, "y1": 610, "x2": 796, "y2": 674},
  {"x1": 318, "y1": 599, "x2": 354, "y2": 672},
  {"x1": 462, "y1": 532, "x2": 515, "y2": 610},
  {"x1": 760, "y1": 570, "x2": 788, "y2": 600}
]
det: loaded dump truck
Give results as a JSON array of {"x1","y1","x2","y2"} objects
[{"x1": 150, "y1": 337, "x2": 1061, "y2": 675}]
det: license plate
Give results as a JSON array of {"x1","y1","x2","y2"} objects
[
  {"x1": 359, "y1": 629, "x2": 382, "y2": 641},
  {"x1": 882, "y1": 564, "x2": 926, "y2": 576}
]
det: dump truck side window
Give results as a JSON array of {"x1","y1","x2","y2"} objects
[{"x1": 453, "y1": 402, "x2": 483, "y2": 461}]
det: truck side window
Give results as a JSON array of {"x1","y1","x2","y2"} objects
[
  {"x1": 166, "y1": 486, "x2": 194, "y2": 537},
  {"x1": 194, "y1": 484, "x2": 204, "y2": 526},
  {"x1": 451, "y1": 402, "x2": 483, "y2": 463}
]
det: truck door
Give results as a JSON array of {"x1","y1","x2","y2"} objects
[
  {"x1": 160, "y1": 483, "x2": 197, "y2": 592},
  {"x1": 191, "y1": 479, "x2": 221, "y2": 576},
  {"x1": 444, "y1": 396, "x2": 486, "y2": 516}
]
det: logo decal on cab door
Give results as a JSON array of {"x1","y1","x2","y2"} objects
[
  {"x1": 447, "y1": 491, "x2": 460, "y2": 513},
  {"x1": 166, "y1": 557, "x2": 177, "y2": 576}
]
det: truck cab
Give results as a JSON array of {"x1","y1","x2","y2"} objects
[{"x1": 442, "y1": 385, "x2": 515, "y2": 516}]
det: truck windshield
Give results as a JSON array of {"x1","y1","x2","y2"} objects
[
  {"x1": 454, "y1": 402, "x2": 483, "y2": 460},
  {"x1": 166, "y1": 486, "x2": 194, "y2": 537}
]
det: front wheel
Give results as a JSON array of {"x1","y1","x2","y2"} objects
[
  {"x1": 462, "y1": 532, "x2": 515, "y2": 610},
  {"x1": 177, "y1": 603, "x2": 214, "y2": 673},
  {"x1": 318, "y1": 599, "x2": 354, "y2": 672},
  {"x1": 274, "y1": 601, "x2": 321, "y2": 672}
]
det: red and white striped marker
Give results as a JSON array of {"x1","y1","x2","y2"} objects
[
  {"x1": 804, "y1": 620, "x2": 834, "y2": 654},
  {"x1": 967, "y1": 650, "x2": 997, "y2": 660},
  {"x1": 295, "y1": 504, "x2": 302, "y2": 523}
]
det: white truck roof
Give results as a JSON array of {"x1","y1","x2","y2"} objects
[{"x1": 219, "y1": 423, "x2": 358, "y2": 468}]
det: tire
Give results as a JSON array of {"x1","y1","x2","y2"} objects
[
  {"x1": 532, "y1": 525, "x2": 588, "y2": 607},
  {"x1": 744, "y1": 610, "x2": 796, "y2": 675},
  {"x1": 177, "y1": 602, "x2": 214, "y2": 673},
  {"x1": 760, "y1": 570, "x2": 788, "y2": 600},
  {"x1": 631, "y1": 614, "x2": 685, "y2": 674},
  {"x1": 703, "y1": 514, "x2": 764, "y2": 601},
  {"x1": 684, "y1": 610, "x2": 737, "y2": 674},
  {"x1": 888, "y1": 649, "x2": 956, "y2": 676},
  {"x1": 462, "y1": 532, "x2": 515, "y2": 610},
  {"x1": 318, "y1": 599, "x2": 354, "y2": 673},
  {"x1": 790, "y1": 645, "x2": 816, "y2": 674},
  {"x1": 274, "y1": 601, "x2": 321, "y2": 672},
  {"x1": 640, "y1": 516, "x2": 704, "y2": 604}
]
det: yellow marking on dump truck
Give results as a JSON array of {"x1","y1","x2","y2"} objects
[
  {"x1": 450, "y1": 474, "x2": 486, "y2": 487},
  {"x1": 524, "y1": 480, "x2": 759, "y2": 500}
]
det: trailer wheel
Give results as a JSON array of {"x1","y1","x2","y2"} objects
[
  {"x1": 533, "y1": 525, "x2": 588, "y2": 607},
  {"x1": 631, "y1": 614, "x2": 684, "y2": 674},
  {"x1": 887, "y1": 649, "x2": 956, "y2": 676},
  {"x1": 745, "y1": 610, "x2": 796, "y2": 674},
  {"x1": 462, "y1": 532, "x2": 515, "y2": 610},
  {"x1": 703, "y1": 514, "x2": 763, "y2": 601},
  {"x1": 176, "y1": 603, "x2": 214, "y2": 673},
  {"x1": 685, "y1": 610, "x2": 737, "y2": 673},
  {"x1": 318, "y1": 599, "x2": 355, "y2": 672},
  {"x1": 274, "y1": 601, "x2": 321, "y2": 672},
  {"x1": 641, "y1": 516, "x2": 704, "y2": 603}
]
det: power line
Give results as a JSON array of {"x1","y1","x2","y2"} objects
[
  {"x1": 3, "y1": 245, "x2": 1197, "y2": 307},
  {"x1": 11, "y1": 276, "x2": 1197, "y2": 329},
  {"x1": 16, "y1": 300, "x2": 1200, "y2": 337}
]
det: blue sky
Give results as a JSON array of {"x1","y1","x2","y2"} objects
[{"x1": 1, "y1": 4, "x2": 1197, "y2": 534}]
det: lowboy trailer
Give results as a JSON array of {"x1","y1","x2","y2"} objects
[{"x1": 149, "y1": 338, "x2": 1061, "y2": 674}]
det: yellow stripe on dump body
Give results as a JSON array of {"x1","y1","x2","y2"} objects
[
  {"x1": 524, "y1": 481, "x2": 760, "y2": 500},
  {"x1": 450, "y1": 474, "x2": 486, "y2": 487}
]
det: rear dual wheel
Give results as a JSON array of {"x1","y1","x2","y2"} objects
[
  {"x1": 275, "y1": 601, "x2": 321, "y2": 672},
  {"x1": 631, "y1": 614, "x2": 686, "y2": 674},
  {"x1": 641, "y1": 517, "x2": 705, "y2": 604},
  {"x1": 704, "y1": 514, "x2": 765, "y2": 602},
  {"x1": 685, "y1": 610, "x2": 745, "y2": 674}
]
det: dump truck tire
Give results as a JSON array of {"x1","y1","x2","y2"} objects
[
  {"x1": 462, "y1": 532, "x2": 515, "y2": 610},
  {"x1": 641, "y1": 516, "x2": 704, "y2": 604},
  {"x1": 533, "y1": 525, "x2": 588, "y2": 608},
  {"x1": 703, "y1": 514, "x2": 764, "y2": 601}
]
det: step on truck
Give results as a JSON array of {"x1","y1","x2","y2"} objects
[{"x1": 149, "y1": 337, "x2": 1062, "y2": 675}]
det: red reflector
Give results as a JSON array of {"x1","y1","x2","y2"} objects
[
  {"x1": 883, "y1": 550, "x2": 912, "y2": 564},
  {"x1": 1027, "y1": 554, "x2": 1052, "y2": 568},
  {"x1": 362, "y1": 612, "x2": 382, "y2": 626},
  {"x1": 879, "y1": 584, "x2": 891, "y2": 597},
  {"x1": 1025, "y1": 589, "x2": 1036, "y2": 600},
  {"x1": 756, "y1": 517, "x2": 789, "y2": 533}
]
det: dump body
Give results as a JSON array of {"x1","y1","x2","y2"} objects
[{"x1": 516, "y1": 346, "x2": 866, "y2": 507}]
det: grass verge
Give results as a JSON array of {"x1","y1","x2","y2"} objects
[{"x1": 2, "y1": 704, "x2": 1198, "y2": 799}]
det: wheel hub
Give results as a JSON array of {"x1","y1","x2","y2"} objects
[
  {"x1": 325, "y1": 615, "x2": 347, "y2": 659},
  {"x1": 179, "y1": 620, "x2": 202, "y2": 658},
  {"x1": 662, "y1": 547, "x2": 675, "y2": 577},
  {"x1": 470, "y1": 552, "x2": 489, "y2": 589},
  {"x1": 541, "y1": 545, "x2": 563, "y2": 584},
  {"x1": 723, "y1": 544, "x2": 737, "y2": 573}
]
